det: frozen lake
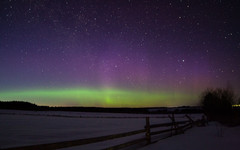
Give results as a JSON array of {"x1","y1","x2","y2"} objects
[{"x1": 0, "y1": 109, "x2": 201, "y2": 149}]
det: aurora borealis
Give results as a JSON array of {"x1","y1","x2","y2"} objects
[
  {"x1": 0, "y1": 0, "x2": 240, "y2": 107},
  {"x1": 0, "y1": 88, "x2": 197, "y2": 107}
]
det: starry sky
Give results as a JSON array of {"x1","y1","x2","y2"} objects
[{"x1": 0, "y1": 0, "x2": 240, "y2": 107}]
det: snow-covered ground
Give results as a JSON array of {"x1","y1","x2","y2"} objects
[
  {"x1": 1, "y1": 109, "x2": 238, "y2": 150},
  {"x1": 140, "y1": 122, "x2": 240, "y2": 150}
]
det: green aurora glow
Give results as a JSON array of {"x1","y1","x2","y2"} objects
[{"x1": 0, "y1": 87, "x2": 198, "y2": 107}]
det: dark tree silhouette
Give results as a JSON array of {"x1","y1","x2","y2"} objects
[
  {"x1": 0, "y1": 101, "x2": 38, "y2": 110},
  {"x1": 200, "y1": 88, "x2": 235, "y2": 118}
]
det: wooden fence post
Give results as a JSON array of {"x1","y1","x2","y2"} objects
[
  {"x1": 169, "y1": 113, "x2": 179, "y2": 135},
  {"x1": 168, "y1": 114, "x2": 173, "y2": 136},
  {"x1": 185, "y1": 114, "x2": 194, "y2": 127},
  {"x1": 145, "y1": 117, "x2": 151, "y2": 144},
  {"x1": 172, "y1": 113, "x2": 177, "y2": 135}
]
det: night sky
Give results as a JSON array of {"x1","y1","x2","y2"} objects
[{"x1": 0, "y1": 0, "x2": 240, "y2": 107}]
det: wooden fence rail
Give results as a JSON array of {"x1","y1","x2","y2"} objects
[
  {"x1": 147, "y1": 120, "x2": 189, "y2": 128},
  {"x1": 3, "y1": 114, "x2": 200, "y2": 150}
]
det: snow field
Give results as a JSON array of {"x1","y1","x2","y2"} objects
[{"x1": 1, "y1": 109, "x2": 201, "y2": 149}]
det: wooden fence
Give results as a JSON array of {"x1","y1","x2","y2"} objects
[{"x1": 3, "y1": 114, "x2": 201, "y2": 150}]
